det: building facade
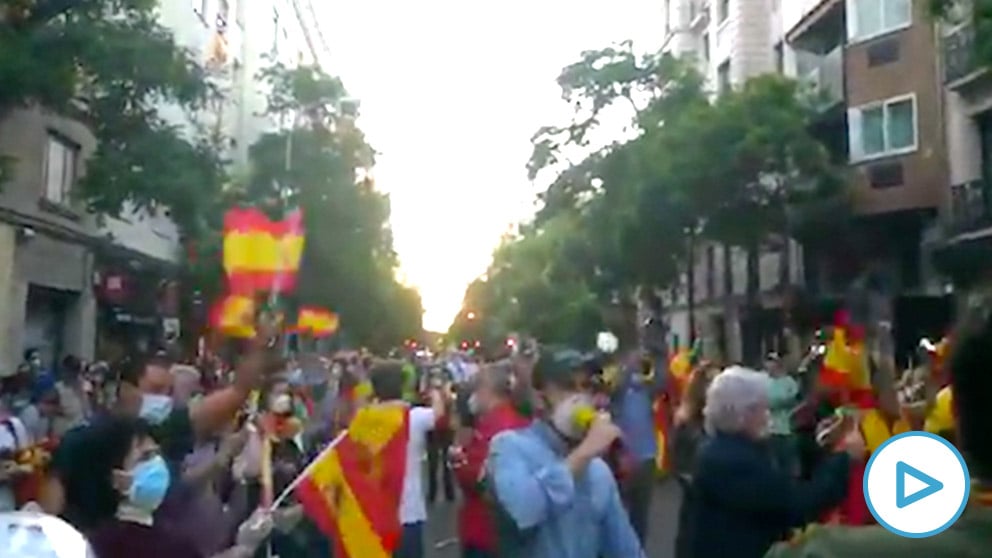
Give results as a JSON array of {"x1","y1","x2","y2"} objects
[
  {"x1": 934, "y1": 5, "x2": 992, "y2": 303},
  {"x1": 0, "y1": 0, "x2": 331, "y2": 372},
  {"x1": 661, "y1": 0, "x2": 953, "y2": 362}
]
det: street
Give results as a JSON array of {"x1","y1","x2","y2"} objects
[{"x1": 425, "y1": 478, "x2": 683, "y2": 558}]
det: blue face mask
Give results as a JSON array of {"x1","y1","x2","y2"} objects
[
  {"x1": 128, "y1": 455, "x2": 171, "y2": 512},
  {"x1": 139, "y1": 394, "x2": 173, "y2": 425}
]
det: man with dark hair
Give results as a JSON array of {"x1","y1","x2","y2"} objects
[
  {"x1": 367, "y1": 360, "x2": 445, "y2": 558},
  {"x1": 486, "y1": 348, "x2": 644, "y2": 557},
  {"x1": 766, "y1": 306, "x2": 992, "y2": 557},
  {"x1": 42, "y1": 321, "x2": 277, "y2": 526}
]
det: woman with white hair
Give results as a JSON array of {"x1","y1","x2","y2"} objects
[{"x1": 683, "y1": 366, "x2": 863, "y2": 558}]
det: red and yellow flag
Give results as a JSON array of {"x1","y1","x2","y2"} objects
[
  {"x1": 223, "y1": 207, "x2": 305, "y2": 294},
  {"x1": 208, "y1": 294, "x2": 256, "y2": 338},
  {"x1": 296, "y1": 405, "x2": 409, "y2": 558},
  {"x1": 296, "y1": 306, "x2": 340, "y2": 337}
]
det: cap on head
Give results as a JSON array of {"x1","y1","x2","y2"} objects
[{"x1": 532, "y1": 347, "x2": 585, "y2": 390}]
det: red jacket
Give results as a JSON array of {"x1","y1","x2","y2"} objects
[{"x1": 455, "y1": 403, "x2": 530, "y2": 551}]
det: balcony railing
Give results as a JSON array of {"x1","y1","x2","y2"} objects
[
  {"x1": 797, "y1": 46, "x2": 844, "y2": 110},
  {"x1": 945, "y1": 24, "x2": 982, "y2": 84},
  {"x1": 947, "y1": 179, "x2": 992, "y2": 235}
]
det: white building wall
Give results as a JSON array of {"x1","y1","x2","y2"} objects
[{"x1": 101, "y1": 0, "x2": 325, "y2": 263}]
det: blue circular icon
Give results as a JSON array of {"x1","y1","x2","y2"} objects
[{"x1": 863, "y1": 431, "x2": 971, "y2": 538}]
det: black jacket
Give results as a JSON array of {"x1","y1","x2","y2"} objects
[{"x1": 685, "y1": 433, "x2": 850, "y2": 558}]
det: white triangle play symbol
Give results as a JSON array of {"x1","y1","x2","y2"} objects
[{"x1": 904, "y1": 474, "x2": 928, "y2": 497}]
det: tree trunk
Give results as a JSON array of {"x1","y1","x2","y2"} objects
[
  {"x1": 742, "y1": 240, "x2": 762, "y2": 364},
  {"x1": 686, "y1": 231, "x2": 697, "y2": 346}
]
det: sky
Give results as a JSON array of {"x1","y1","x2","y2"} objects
[{"x1": 321, "y1": 1, "x2": 663, "y2": 332}]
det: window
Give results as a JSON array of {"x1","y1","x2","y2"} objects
[
  {"x1": 42, "y1": 133, "x2": 78, "y2": 205},
  {"x1": 718, "y1": 0, "x2": 730, "y2": 24},
  {"x1": 701, "y1": 32, "x2": 710, "y2": 62},
  {"x1": 846, "y1": 0, "x2": 911, "y2": 42},
  {"x1": 717, "y1": 61, "x2": 731, "y2": 94},
  {"x1": 774, "y1": 42, "x2": 784, "y2": 74},
  {"x1": 706, "y1": 245, "x2": 716, "y2": 299},
  {"x1": 848, "y1": 94, "x2": 917, "y2": 161}
]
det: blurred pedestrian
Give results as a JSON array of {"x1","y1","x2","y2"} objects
[{"x1": 685, "y1": 366, "x2": 859, "y2": 558}]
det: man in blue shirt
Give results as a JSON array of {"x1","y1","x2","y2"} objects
[
  {"x1": 486, "y1": 348, "x2": 644, "y2": 558},
  {"x1": 611, "y1": 349, "x2": 666, "y2": 543}
]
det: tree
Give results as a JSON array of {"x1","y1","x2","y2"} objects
[
  {"x1": 457, "y1": 43, "x2": 843, "y2": 358},
  {"x1": 0, "y1": 0, "x2": 227, "y2": 238},
  {"x1": 449, "y1": 214, "x2": 605, "y2": 349},
  {"x1": 931, "y1": 1, "x2": 992, "y2": 66},
  {"x1": 242, "y1": 62, "x2": 423, "y2": 350}
]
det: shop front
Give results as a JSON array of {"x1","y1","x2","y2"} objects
[{"x1": 94, "y1": 258, "x2": 181, "y2": 361}]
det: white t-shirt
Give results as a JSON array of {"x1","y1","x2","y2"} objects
[
  {"x1": 399, "y1": 406, "x2": 436, "y2": 524},
  {"x1": 0, "y1": 416, "x2": 30, "y2": 511}
]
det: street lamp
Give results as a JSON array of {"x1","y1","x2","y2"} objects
[{"x1": 466, "y1": 311, "x2": 476, "y2": 320}]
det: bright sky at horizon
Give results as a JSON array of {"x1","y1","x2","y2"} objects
[{"x1": 322, "y1": 1, "x2": 662, "y2": 332}]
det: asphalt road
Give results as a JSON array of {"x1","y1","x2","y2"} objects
[{"x1": 425, "y1": 478, "x2": 683, "y2": 558}]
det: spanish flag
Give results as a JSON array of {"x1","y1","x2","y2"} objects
[
  {"x1": 297, "y1": 306, "x2": 340, "y2": 337},
  {"x1": 223, "y1": 207, "x2": 305, "y2": 295},
  {"x1": 296, "y1": 405, "x2": 409, "y2": 558},
  {"x1": 208, "y1": 294, "x2": 256, "y2": 338}
]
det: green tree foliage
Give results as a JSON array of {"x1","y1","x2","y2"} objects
[
  {"x1": 241, "y1": 63, "x2": 423, "y2": 350},
  {"x1": 448, "y1": 215, "x2": 605, "y2": 349},
  {"x1": 0, "y1": 0, "x2": 226, "y2": 237},
  {"x1": 451, "y1": 43, "x2": 842, "y2": 353},
  {"x1": 931, "y1": 0, "x2": 992, "y2": 66}
]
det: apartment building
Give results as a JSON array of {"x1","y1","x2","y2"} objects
[
  {"x1": 0, "y1": 0, "x2": 329, "y2": 371},
  {"x1": 661, "y1": 0, "x2": 802, "y2": 362},
  {"x1": 934, "y1": 7, "x2": 992, "y2": 301},
  {"x1": 786, "y1": 0, "x2": 952, "y2": 350},
  {"x1": 660, "y1": 0, "x2": 952, "y2": 361}
]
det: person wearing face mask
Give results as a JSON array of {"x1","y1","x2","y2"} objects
[
  {"x1": 79, "y1": 416, "x2": 272, "y2": 558},
  {"x1": 450, "y1": 361, "x2": 530, "y2": 558},
  {"x1": 44, "y1": 319, "x2": 276, "y2": 524},
  {"x1": 684, "y1": 366, "x2": 861, "y2": 558},
  {"x1": 484, "y1": 347, "x2": 644, "y2": 558}
]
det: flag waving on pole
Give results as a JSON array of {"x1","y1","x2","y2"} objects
[
  {"x1": 295, "y1": 306, "x2": 340, "y2": 337},
  {"x1": 223, "y1": 207, "x2": 305, "y2": 294},
  {"x1": 294, "y1": 405, "x2": 409, "y2": 558}
]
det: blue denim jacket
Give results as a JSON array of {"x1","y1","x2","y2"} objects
[{"x1": 486, "y1": 421, "x2": 645, "y2": 558}]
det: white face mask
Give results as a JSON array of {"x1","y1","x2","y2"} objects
[
  {"x1": 550, "y1": 393, "x2": 594, "y2": 441},
  {"x1": 139, "y1": 394, "x2": 174, "y2": 425},
  {"x1": 467, "y1": 393, "x2": 480, "y2": 415}
]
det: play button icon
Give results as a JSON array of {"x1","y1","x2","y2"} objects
[
  {"x1": 895, "y1": 461, "x2": 943, "y2": 508},
  {"x1": 864, "y1": 431, "x2": 970, "y2": 538}
]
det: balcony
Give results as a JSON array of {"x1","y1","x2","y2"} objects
[
  {"x1": 947, "y1": 179, "x2": 992, "y2": 236},
  {"x1": 945, "y1": 24, "x2": 987, "y2": 87},
  {"x1": 786, "y1": 0, "x2": 844, "y2": 46},
  {"x1": 797, "y1": 46, "x2": 844, "y2": 111}
]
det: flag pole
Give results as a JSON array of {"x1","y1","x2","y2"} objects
[{"x1": 269, "y1": 430, "x2": 348, "y2": 510}]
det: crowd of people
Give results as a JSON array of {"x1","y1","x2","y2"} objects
[{"x1": 0, "y1": 303, "x2": 990, "y2": 558}]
